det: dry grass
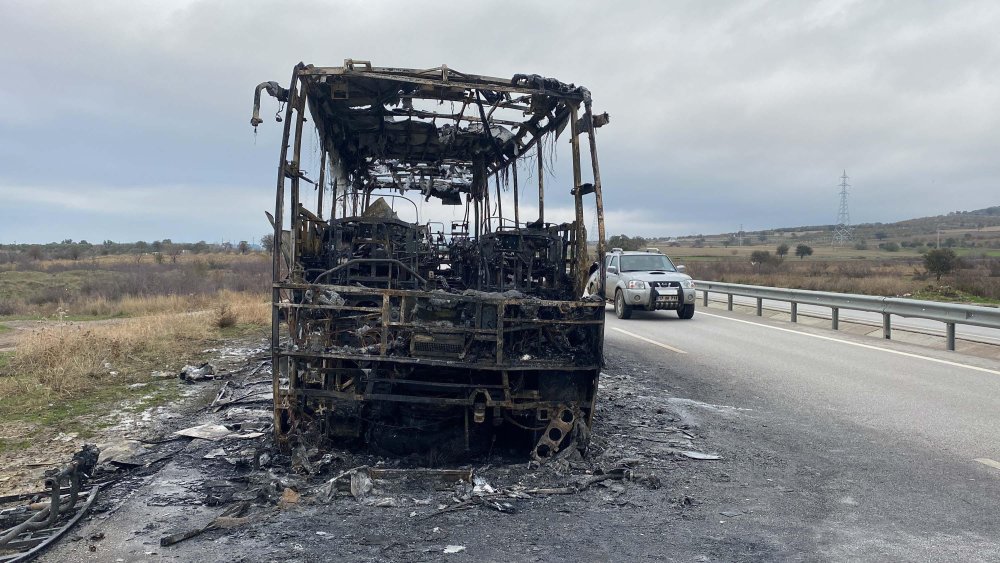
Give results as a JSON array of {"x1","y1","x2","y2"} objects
[
  {"x1": 0, "y1": 256, "x2": 271, "y2": 461},
  {"x1": 0, "y1": 291, "x2": 269, "y2": 399},
  {"x1": 6, "y1": 314, "x2": 212, "y2": 394},
  {"x1": 72, "y1": 290, "x2": 269, "y2": 319},
  {"x1": 0, "y1": 253, "x2": 269, "y2": 319},
  {"x1": 687, "y1": 257, "x2": 1000, "y2": 303}
]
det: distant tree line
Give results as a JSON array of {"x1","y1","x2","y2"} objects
[
  {"x1": 607, "y1": 234, "x2": 650, "y2": 251},
  {"x1": 0, "y1": 238, "x2": 258, "y2": 264}
]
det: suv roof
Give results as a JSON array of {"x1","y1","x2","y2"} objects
[{"x1": 609, "y1": 248, "x2": 662, "y2": 255}]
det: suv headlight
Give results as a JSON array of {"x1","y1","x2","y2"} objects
[
  {"x1": 626, "y1": 280, "x2": 647, "y2": 289},
  {"x1": 681, "y1": 279, "x2": 694, "y2": 289}
]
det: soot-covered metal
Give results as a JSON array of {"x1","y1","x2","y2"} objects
[{"x1": 252, "y1": 60, "x2": 609, "y2": 459}]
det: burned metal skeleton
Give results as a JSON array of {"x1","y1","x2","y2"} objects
[
  {"x1": 252, "y1": 60, "x2": 609, "y2": 458},
  {"x1": 0, "y1": 446, "x2": 100, "y2": 562}
]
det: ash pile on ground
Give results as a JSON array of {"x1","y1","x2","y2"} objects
[{"x1": 39, "y1": 344, "x2": 762, "y2": 562}]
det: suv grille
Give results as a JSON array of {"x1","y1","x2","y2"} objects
[{"x1": 650, "y1": 281, "x2": 680, "y2": 288}]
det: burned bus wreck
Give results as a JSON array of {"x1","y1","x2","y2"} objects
[{"x1": 252, "y1": 60, "x2": 609, "y2": 458}]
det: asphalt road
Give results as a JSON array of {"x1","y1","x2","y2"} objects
[{"x1": 605, "y1": 304, "x2": 1000, "y2": 561}]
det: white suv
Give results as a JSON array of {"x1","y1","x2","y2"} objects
[{"x1": 587, "y1": 248, "x2": 696, "y2": 319}]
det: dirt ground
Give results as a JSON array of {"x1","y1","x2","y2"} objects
[{"x1": 0, "y1": 320, "x2": 37, "y2": 352}]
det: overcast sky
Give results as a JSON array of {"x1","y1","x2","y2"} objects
[{"x1": 1, "y1": 0, "x2": 998, "y2": 244}]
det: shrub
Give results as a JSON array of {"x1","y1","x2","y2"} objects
[
  {"x1": 214, "y1": 304, "x2": 237, "y2": 328},
  {"x1": 989, "y1": 259, "x2": 1000, "y2": 278},
  {"x1": 923, "y1": 248, "x2": 957, "y2": 281}
]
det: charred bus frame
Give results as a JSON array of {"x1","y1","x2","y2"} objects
[{"x1": 252, "y1": 60, "x2": 609, "y2": 458}]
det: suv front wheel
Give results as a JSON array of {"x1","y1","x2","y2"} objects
[
  {"x1": 677, "y1": 303, "x2": 695, "y2": 319},
  {"x1": 614, "y1": 290, "x2": 633, "y2": 319}
]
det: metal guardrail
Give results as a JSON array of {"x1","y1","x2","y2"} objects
[{"x1": 694, "y1": 281, "x2": 1000, "y2": 351}]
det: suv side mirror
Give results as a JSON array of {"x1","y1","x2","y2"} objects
[
  {"x1": 676, "y1": 265, "x2": 686, "y2": 274},
  {"x1": 607, "y1": 266, "x2": 618, "y2": 275}
]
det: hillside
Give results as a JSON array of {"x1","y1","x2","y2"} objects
[{"x1": 668, "y1": 206, "x2": 1000, "y2": 253}]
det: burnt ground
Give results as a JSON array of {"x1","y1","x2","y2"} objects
[
  {"x1": 28, "y1": 339, "x2": 791, "y2": 563},
  {"x1": 33, "y1": 332, "x2": 991, "y2": 562}
]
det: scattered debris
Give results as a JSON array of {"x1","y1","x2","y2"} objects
[
  {"x1": 278, "y1": 488, "x2": 301, "y2": 508},
  {"x1": 174, "y1": 424, "x2": 232, "y2": 441},
  {"x1": 443, "y1": 545, "x2": 466, "y2": 554},
  {"x1": 159, "y1": 502, "x2": 251, "y2": 547},
  {"x1": 97, "y1": 440, "x2": 144, "y2": 464},
  {"x1": 680, "y1": 451, "x2": 722, "y2": 461},
  {"x1": 15, "y1": 338, "x2": 737, "y2": 561},
  {"x1": 228, "y1": 432, "x2": 265, "y2": 440},
  {"x1": 0, "y1": 445, "x2": 101, "y2": 562},
  {"x1": 179, "y1": 363, "x2": 216, "y2": 383}
]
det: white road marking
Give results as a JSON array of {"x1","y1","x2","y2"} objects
[
  {"x1": 699, "y1": 311, "x2": 1000, "y2": 376},
  {"x1": 610, "y1": 326, "x2": 687, "y2": 354},
  {"x1": 975, "y1": 458, "x2": 1000, "y2": 470}
]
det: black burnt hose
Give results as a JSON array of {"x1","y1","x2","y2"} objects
[{"x1": 251, "y1": 81, "x2": 290, "y2": 127}]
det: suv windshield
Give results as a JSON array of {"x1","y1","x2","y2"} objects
[{"x1": 620, "y1": 254, "x2": 675, "y2": 272}]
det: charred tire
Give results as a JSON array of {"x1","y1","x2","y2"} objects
[
  {"x1": 678, "y1": 303, "x2": 695, "y2": 319},
  {"x1": 614, "y1": 290, "x2": 633, "y2": 319}
]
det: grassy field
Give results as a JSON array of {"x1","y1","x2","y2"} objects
[
  {"x1": 0, "y1": 252, "x2": 270, "y2": 318},
  {"x1": 660, "y1": 246, "x2": 1000, "y2": 304},
  {"x1": 0, "y1": 253, "x2": 271, "y2": 448}
]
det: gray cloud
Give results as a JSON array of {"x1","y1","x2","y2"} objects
[{"x1": 1, "y1": 0, "x2": 997, "y2": 243}]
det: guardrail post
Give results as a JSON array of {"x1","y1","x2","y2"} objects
[
  {"x1": 756, "y1": 298, "x2": 763, "y2": 316},
  {"x1": 727, "y1": 294, "x2": 733, "y2": 311},
  {"x1": 702, "y1": 290, "x2": 708, "y2": 307},
  {"x1": 946, "y1": 323, "x2": 956, "y2": 351},
  {"x1": 790, "y1": 302, "x2": 798, "y2": 323},
  {"x1": 831, "y1": 307, "x2": 839, "y2": 330},
  {"x1": 882, "y1": 313, "x2": 891, "y2": 339}
]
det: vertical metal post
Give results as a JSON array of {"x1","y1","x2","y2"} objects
[
  {"x1": 474, "y1": 196, "x2": 480, "y2": 240},
  {"x1": 464, "y1": 408, "x2": 470, "y2": 452},
  {"x1": 832, "y1": 307, "x2": 839, "y2": 330},
  {"x1": 569, "y1": 103, "x2": 586, "y2": 297},
  {"x1": 702, "y1": 290, "x2": 708, "y2": 307},
  {"x1": 536, "y1": 143, "x2": 544, "y2": 225},
  {"x1": 494, "y1": 174, "x2": 503, "y2": 227},
  {"x1": 316, "y1": 150, "x2": 326, "y2": 219},
  {"x1": 289, "y1": 87, "x2": 307, "y2": 281},
  {"x1": 271, "y1": 69, "x2": 298, "y2": 439},
  {"x1": 512, "y1": 148, "x2": 520, "y2": 228},
  {"x1": 727, "y1": 294, "x2": 733, "y2": 311},
  {"x1": 882, "y1": 313, "x2": 891, "y2": 339},
  {"x1": 483, "y1": 182, "x2": 491, "y2": 233},
  {"x1": 790, "y1": 302, "x2": 798, "y2": 323},
  {"x1": 756, "y1": 298, "x2": 763, "y2": 316},
  {"x1": 946, "y1": 323, "x2": 956, "y2": 351},
  {"x1": 330, "y1": 178, "x2": 338, "y2": 220},
  {"x1": 584, "y1": 103, "x2": 607, "y2": 299}
]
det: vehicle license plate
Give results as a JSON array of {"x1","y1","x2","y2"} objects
[{"x1": 656, "y1": 287, "x2": 678, "y2": 296}]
